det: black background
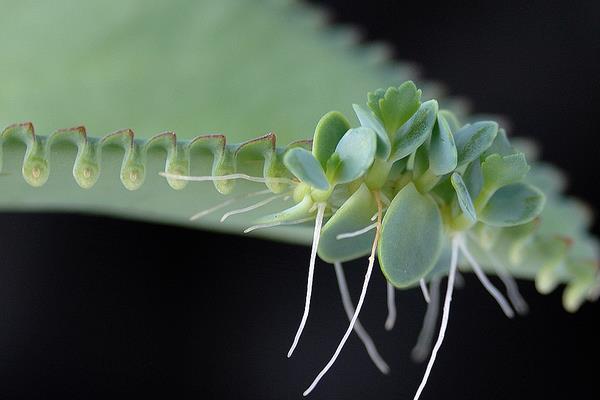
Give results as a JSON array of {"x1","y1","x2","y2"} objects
[{"x1": 1, "y1": 0, "x2": 599, "y2": 399}]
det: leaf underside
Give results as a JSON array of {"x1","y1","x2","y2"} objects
[{"x1": 0, "y1": 0, "x2": 439, "y2": 245}]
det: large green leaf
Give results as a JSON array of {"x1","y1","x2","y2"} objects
[
  {"x1": 0, "y1": 0, "x2": 424, "y2": 245},
  {"x1": 378, "y1": 183, "x2": 443, "y2": 288}
]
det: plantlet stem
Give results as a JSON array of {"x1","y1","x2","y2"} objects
[
  {"x1": 287, "y1": 203, "x2": 326, "y2": 358},
  {"x1": 384, "y1": 282, "x2": 397, "y2": 331},
  {"x1": 412, "y1": 277, "x2": 441, "y2": 362},
  {"x1": 334, "y1": 261, "x2": 390, "y2": 374},
  {"x1": 413, "y1": 236, "x2": 459, "y2": 400},
  {"x1": 303, "y1": 192, "x2": 383, "y2": 396},
  {"x1": 458, "y1": 238, "x2": 515, "y2": 318},
  {"x1": 419, "y1": 279, "x2": 431, "y2": 303}
]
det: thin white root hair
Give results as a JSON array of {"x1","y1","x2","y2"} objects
[
  {"x1": 334, "y1": 262, "x2": 390, "y2": 374},
  {"x1": 420, "y1": 279, "x2": 431, "y2": 304},
  {"x1": 189, "y1": 189, "x2": 272, "y2": 221},
  {"x1": 287, "y1": 203, "x2": 327, "y2": 358},
  {"x1": 413, "y1": 236, "x2": 459, "y2": 400},
  {"x1": 159, "y1": 171, "x2": 296, "y2": 185},
  {"x1": 302, "y1": 192, "x2": 383, "y2": 397},
  {"x1": 412, "y1": 277, "x2": 441, "y2": 362},
  {"x1": 243, "y1": 217, "x2": 314, "y2": 233},
  {"x1": 220, "y1": 193, "x2": 286, "y2": 222},
  {"x1": 466, "y1": 233, "x2": 528, "y2": 314},
  {"x1": 384, "y1": 282, "x2": 397, "y2": 331},
  {"x1": 458, "y1": 237, "x2": 515, "y2": 318},
  {"x1": 336, "y1": 223, "x2": 377, "y2": 240}
]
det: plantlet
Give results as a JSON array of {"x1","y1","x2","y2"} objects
[
  {"x1": 1, "y1": 1, "x2": 598, "y2": 398},
  {"x1": 2, "y1": 82, "x2": 598, "y2": 398}
]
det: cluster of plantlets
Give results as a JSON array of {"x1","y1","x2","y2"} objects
[
  {"x1": 164, "y1": 81, "x2": 600, "y2": 398},
  {"x1": 2, "y1": 82, "x2": 598, "y2": 399}
]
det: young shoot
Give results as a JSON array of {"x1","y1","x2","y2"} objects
[
  {"x1": 384, "y1": 282, "x2": 397, "y2": 331},
  {"x1": 334, "y1": 261, "x2": 390, "y2": 374},
  {"x1": 412, "y1": 277, "x2": 441, "y2": 362},
  {"x1": 302, "y1": 192, "x2": 383, "y2": 396},
  {"x1": 458, "y1": 238, "x2": 515, "y2": 318},
  {"x1": 287, "y1": 203, "x2": 327, "y2": 358},
  {"x1": 413, "y1": 237, "x2": 459, "y2": 400}
]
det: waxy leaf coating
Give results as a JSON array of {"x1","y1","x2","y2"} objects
[
  {"x1": 451, "y1": 172, "x2": 477, "y2": 223},
  {"x1": 352, "y1": 104, "x2": 391, "y2": 159},
  {"x1": 312, "y1": 111, "x2": 351, "y2": 169},
  {"x1": 378, "y1": 183, "x2": 443, "y2": 288},
  {"x1": 283, "y1": 147, "x2": 329, "y2": 190},
  {"x1": 479, "y1": 182, "x2": 545, "y2": 227},
  {"x1": 455, "y1": 121, "x2": 498, "y2": 166},
  {"x1": 318, "y1": 184, "x2": 377, "y2": 262},
  {"x1": 389, "y1": 99, "x2": 439, "y2": 162},
  {"x1": 429, "y1": 113, "x2": 458, "y2": 175},
  {"x1": 334, "y1": 127, "x2": 377, "y2": 184}
]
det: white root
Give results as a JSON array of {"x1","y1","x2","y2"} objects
[
  {"x1": 412, "y1": 277, "x2": 441, "y2": 362},
  {"x1": 458, "y1": 238, "x2": 515, "y2": 318},
  {"x1": 336, "y1": 223, "x2": 377, "y2": 240},
  {"x1": 419, "y1": 279, "x2": 431, "y2": 304},
  {"x1": 159, "y1": 171, "x2": 295, "y2": 185},
  {"x1": 243, "y1": 217, "x2": 314, "y2": 233},
  {"x1": 413, "y1": 236, "x2": 459, "y2": 400},
  {"x1": 384, "y1": 282, "x2": 397, "y2": 331},
  {"x1": 302, "y1": 192, "x2": 383, "y2": 397},
  {"x1": 466, "y1": 233, "x2": 528, "y2": 314},
  {"x1": 220, "y1": 193, "x2": 286, "y2": 222},
  {"x1": 190, "y1": 189, "x2": 272, "y2": 221},
  {"x1": 334, "y1": 262, "x2": 390, "y2": 374},
  {"x1": 287, "y1": 203, "x2": 327, "y2": 358}
]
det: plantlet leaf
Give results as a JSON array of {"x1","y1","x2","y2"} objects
[
  {"x1": 454, "y1": 121, "x2": 498, "y2": 166},
  {"x1": 483, "y1": 128, "x2": 514, "y2": 157},
  {"x1": 438, "y1": 109, "x2": 461, "y2": 133},
  {"x1": 283, "y1": 148, "x2": 329, "y2": 190},
  {"x1": 352, "y1": 104, "x2": 391, "y2": 159},
  {"x1": 429, "y1": 113, "x2": 457, "y2": 175},
  {"x1": 312, "y1": 111, "x2": 351, "y2": 168},
  {"x1": 389, "y1": 99, "x2": 438, "y2": 162},
  {"x1": 479, "y1": 183, "x2": 545, "y2": 227},
  {"x1": 318, "y1": 184, "x2": 377, "y2": 262},
  {"x1": 463, "y1": 159, "x2": 483, "y2": 200},
  {"x1": 367, "y1": 81, "x2": 422, "y2": 134},
  {"x1": 378, "y1": 183, "x2": 443, "y2": 288},
  {"x1": 451, "y1": 172, "x2": 476, "y2": 223},
  {"x1": 334, "y1": 127, "x2": 377, "y2": 184},
  {"x1": 481, "y1": 153, "x2": 530, "y2": 192}
]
